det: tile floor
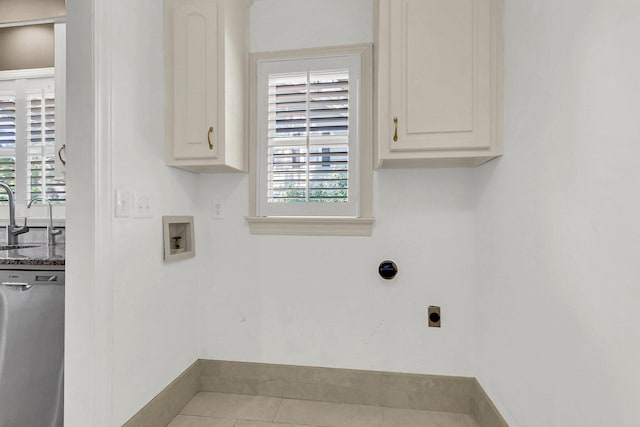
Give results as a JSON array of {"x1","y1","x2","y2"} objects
[{"x1": 167, "y1": 392, "x2": 479, "y2": 427}]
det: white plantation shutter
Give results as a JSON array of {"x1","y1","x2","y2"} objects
[
  {"x1": 268, "y1": 71, "x2": 349, "y2": 203},
  {"x1": 258, "y1": 54, "x2": 360, "y2": 217},
  {"x1": 0, "y1": 74, "x2": 64, "y2": 205},
  {"x1": 27, "y1": 92, "x2": 65, "y2": 203},
  {"x1": 0, "y1": 95, "x2": 17, "y2": 203}
]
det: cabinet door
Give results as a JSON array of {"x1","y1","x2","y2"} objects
[
  {"x1": 172, "y1": 1, "x2": 219, "y2": 160},
  {"x1": 387, "y1": 0, "x2": 493, "y2": 152}
]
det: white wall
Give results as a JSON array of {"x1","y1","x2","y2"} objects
[
  {"x1": 108, "y1": 1, "x2": 203, "y2": 424},
  {"x1": 198, "y1": 170, "x2": 476, "y2": 374},
  {"x1": 474, "y1": 1, "x2": 640, "y2": 426},
  {"x1": 68, "y1": 0, "x2": 640, "y2": 425},
  {"x1": 66, "y1": 0, "x2": 203, "y2": 425},
  {"x1": 250, "y1": 0, "x2": 373, "y2": 52},
  {"x1": 196, "y1": 0, "x2": 477, "y2": 377}
]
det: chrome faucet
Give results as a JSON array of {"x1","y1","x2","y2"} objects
[
  {"x1": 27, "y1": 197, "x2": 62, "y2": 246},
  {"x1": 0, "y1": 182, "x2": 29, "y2": 245}
]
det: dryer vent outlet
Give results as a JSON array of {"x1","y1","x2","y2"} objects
[{"x1": 428, "y1": 306, "x2": 441, "y2": 328}]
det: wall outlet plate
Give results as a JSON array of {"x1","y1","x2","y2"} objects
[
  {"x1": 133, "y1": 192, "x2": 152, "y2": 218},
  {"x1": 428, "y1": 306, "x2": 441, "y2": 328},
  {"x1": 212, "y1": 200, "x2": 224, "y2": 219}
]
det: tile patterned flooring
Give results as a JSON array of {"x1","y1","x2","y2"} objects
[{"x1": 168, "y1": 392, "x2": 479, "y2": 427}]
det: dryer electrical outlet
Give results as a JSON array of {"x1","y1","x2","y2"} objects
[{"x1": 428, "y1": 306, "x2": 441, "y2": 328}]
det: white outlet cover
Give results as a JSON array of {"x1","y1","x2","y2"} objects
[
  {"x1": 212, "y1": 200, "x2": 224, "y2": 219},
  {"x1": 133, "y1": 192, "x2": 152, "y2": 219}
]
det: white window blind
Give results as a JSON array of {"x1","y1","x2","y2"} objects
[
  {"x1": 0, "y1": 74, "x2": 64, "y2": 205},
  {"x1": 0, "y1": 95, "x2": 17, "y2": 203},
  {"x1": 257, "y1": 54, "x2": 360, "y2": 217},
  {"x1": 268, "y1": 70, "x2": 349, "y2": 203},
  {"x1": 27, "y1": 92, "x2": 64, "y2": 203}
]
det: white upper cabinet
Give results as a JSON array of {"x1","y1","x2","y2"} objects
[
  {"x1": 375, "y1": 0, "x2": 503, "y2": 168},
  {"x1": 164, "y1": 0, "x2": 250, "y2": 172}
]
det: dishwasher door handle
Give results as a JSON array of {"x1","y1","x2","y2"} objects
[{"x1": 3, "y1": 282, "x2": 33, "y2": 291}]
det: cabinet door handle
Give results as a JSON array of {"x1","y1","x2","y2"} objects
[
  {"x1": 58, "y1": 144, "x2": 66, "y2": 165},
  {"x1": 207, "y1": 127, "x2": 214, "y2": 150},
  {"x1": 393, "y1": 117, "x2": 398, "y2": 142}
]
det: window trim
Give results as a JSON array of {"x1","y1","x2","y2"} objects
[
  {"x1": 247, "y1": 44, "x2": 374, "y2": 236},
  {"x1": 0, "y1": 68, "x2": 54, "y2": 80}
]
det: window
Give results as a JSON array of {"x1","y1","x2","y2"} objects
[
  {"x1": 248, "y1": 45, "x2": 373, "y2": 236},
  {"x1": 0, "y1": 71, "x2": 64, "y2": 205}
]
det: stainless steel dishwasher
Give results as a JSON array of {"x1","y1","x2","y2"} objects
[{"x1": 0, "y1": 269, "x2": 64, "y2": 427}]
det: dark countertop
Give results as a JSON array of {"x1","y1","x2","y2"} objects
[{"x1": 0, "y1": 244, "x2": 65, "y2": 270}]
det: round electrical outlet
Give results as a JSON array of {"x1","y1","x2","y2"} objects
[{"x1": 429, "y1": 312, "x2": 441, "y2": 323}]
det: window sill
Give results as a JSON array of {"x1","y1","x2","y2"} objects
[{"x1": 246, "y1": 216, "x2": 374, "y2": 236}]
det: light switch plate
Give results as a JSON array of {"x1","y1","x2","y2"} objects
[{"x1": 115, "y1": 189, "x2": 131, "y2": 218}]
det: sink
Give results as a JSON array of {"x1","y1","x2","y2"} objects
[{"x1": 0, "y1": 244, "x2": 41, "y2": 251}]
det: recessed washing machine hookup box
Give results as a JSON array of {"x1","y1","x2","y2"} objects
[{"x1": 162, "y1": 215, "x2": 195, "y2": 261}]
